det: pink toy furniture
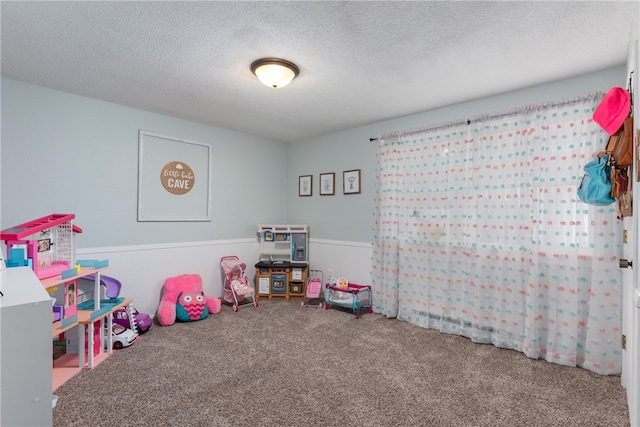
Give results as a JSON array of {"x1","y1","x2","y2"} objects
[{"x1": 1, "y1": 213, "x2": 82, "y2": 279}]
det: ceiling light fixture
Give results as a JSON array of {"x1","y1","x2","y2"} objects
[{"x1": 250, "y1": 58, "x2": 299, "y2": 89}]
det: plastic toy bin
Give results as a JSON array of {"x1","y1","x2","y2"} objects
[{"x1": 324, "y1": 282, "x2": 372, "y2": 318}]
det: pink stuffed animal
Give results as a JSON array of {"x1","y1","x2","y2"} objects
[{"x1": 157, "y1": 274, "x2": 221, "y2": 326}]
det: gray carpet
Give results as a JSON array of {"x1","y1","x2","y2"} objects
[{"x1": 53, "y1": 300, "x2": 630, "y2": 426}]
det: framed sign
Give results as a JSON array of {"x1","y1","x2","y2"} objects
[
  {"x1": 320, "y1": 172, "x2": 335, "y2": 196},
  {"x1": 138, "y1": 131, "x2": 212, "y2": 221},
  {"x1": 343, "y1": 169, "x2": 361, "y2": 194}
]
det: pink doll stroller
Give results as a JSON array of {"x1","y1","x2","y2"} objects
[
  {"x1": 301, "y1": 269, "x2": 324, "y2": 308},
  {"x1": 220, "y1": 255, "x2": 257, "y2": 312}
]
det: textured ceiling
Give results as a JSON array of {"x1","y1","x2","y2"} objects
[{"x1": 1, "y1": 1, "x2": 637, "y2": 143}]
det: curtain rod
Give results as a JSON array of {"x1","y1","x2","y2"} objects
[
  {"x1": 370, "y1": 122, "x2": 469, "y2": 141},
  {"x1": 370, "y1": 120, "x2": 471, "y2": 141},
  {"x1": 369, "y1": 91, "x2": 606, "y2": 142}
]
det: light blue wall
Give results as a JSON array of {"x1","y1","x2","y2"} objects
[
  {"x1": 287, "y1": 66, "x2": 628, "y2": 242},
  {"x1": 1, "y1": 78, "x2": 288, "y2": 247},
  {"x1": 1, "y1": 67, "x2": 627, "y2": 248}
]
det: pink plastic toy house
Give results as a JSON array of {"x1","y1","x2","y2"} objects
[
  {"x1": 1, "y1": 213, "x2": 82, "y2": 279},
  {"x1": 2, "y1": 214, "x2": 83, "y2": 327},
  {"x1": 1, "y1": 214, "x2": 129, "y2": 391}
]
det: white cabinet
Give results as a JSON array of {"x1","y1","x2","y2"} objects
[{"x1": 0, "y1": 267, "x2": 53, "y2": 427}]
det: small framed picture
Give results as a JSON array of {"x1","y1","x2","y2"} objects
[
  {"x1": 320, "y1": 172, "x2": 335, "y2": 195},
  {"x1": 37, "y1": 239, "x2": 52, "y2": 252},
  {"x1": 299, "y1": 175, "x2": 312, "y2": 196},
  {"x1": 343, "y1": 169, "x2": 361, "y2": 194}
]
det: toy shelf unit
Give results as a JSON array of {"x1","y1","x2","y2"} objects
[
  {"x1": 256, "y1": 224, "x2": 308, "y2": 300},
  {"x1": 254, "y1": 262, "x2": 308, "y2": 300},
  {"x1": 258, "y1": 224, "x2": 308, "y2": 263}
]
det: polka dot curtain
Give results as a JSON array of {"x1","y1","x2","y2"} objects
[{"x1": 372, "y1": 92, "x2": 623, "y2": 375}]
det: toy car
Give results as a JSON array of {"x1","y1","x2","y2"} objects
[
  {"x1": 112, "y1": 306, "x2": 152, "y2": 334},
  {"x1": 105, "y1": 323, "x2": 137, "y2": 350}
]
